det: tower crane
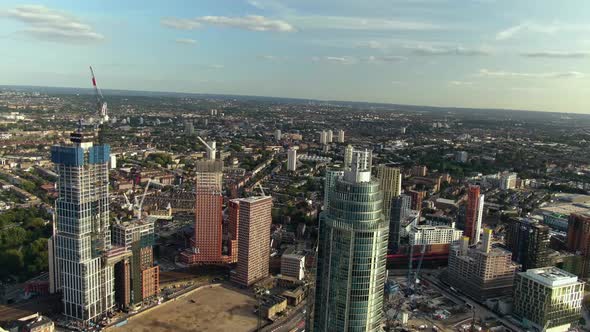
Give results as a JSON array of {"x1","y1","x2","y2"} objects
[
  {"x1": 90, "y1": 66, "x2": 109, "y2": 124},
  {"x1": 136, "y1": 179, "x2": 153, "y2": 219},
  {"x1": 197, "y1": 136, "x2": 216, "y2": 161}
]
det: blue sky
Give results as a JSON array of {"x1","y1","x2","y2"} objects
[{"x1": 1, "y1": 0, "x2": 589, "y2": 113}]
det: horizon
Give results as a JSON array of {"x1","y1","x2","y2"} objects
[{"x1": 1, "y1": 1, "x2": 590, "y2": 113}]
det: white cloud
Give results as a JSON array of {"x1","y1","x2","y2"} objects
[
  {"x1": 1, "y1": 4, "x2": 104, "y2": 43},
  {"x1": 208, "y1": 64, "x2": 225, "y2": 69},
  {"x1": 448, "y1": 80, "x2": 474, "y2": 86},
  {"x1": 496, "y1": 22, "x2": 590, "y2": 40},
  {"x1": 409, "y1": 45, "x2": 491, "y2": 56},
  {"x1": 521, "y1": 51, "x2": 590, "y2": 58},
  {"x1": 312, "y1": 56, "x2": 358, "y2": 65},
  {"x1": 479, "y1": 69, "x2": 585, "y2": 79},
  {"x1": 175, "y1": 38, "x2": 197, "y2": 45},
  {"x1": 365, "y1": 55, "x2": 406, "y2": 63},
  {"x1": 257, "y1": 55, "x2": 288, "y2": 61},
  {"x1": 162, "y1": 15, "x2": 295, "y2": 32},
  {"x1": 291, "y1": 16, "x2": 442, "y2": 31}
]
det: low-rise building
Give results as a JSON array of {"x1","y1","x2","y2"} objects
[{"x1": 281, "y1": 254, "x2": 305, "y2": 281}]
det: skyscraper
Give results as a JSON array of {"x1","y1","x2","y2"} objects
[
  {"x1": 180, "y1": 160, "x2": 232, "y2": 264},
  {"x1": 287, "y1": 147, "x2": 298, "y2": 171},
  {"x1": 337, "y1": 129, "x2": 345, "y2": 143},
  {"x1": 312, "y1": 149, "x2": 388, "y2": 332},
  {"x1": 323, "y1": 168, "x2": 344, "y2": 209},
  {"x1": 464, "y1": 185, "x2": 484, "y2": 245},
  {"x1": 408, "y1": 189, "x2": 425, "y2": 211},
  {"x1": 376, "y1": 164, "x2": 402, "y2": 221},
  {"x1": 505, "y1": 218, "x2": 551, "y2": 270},
  {"x1": 389, "y1": 194, "x2": 411, "y2": 252},
  {"x1": 51, "y1": 131, "x2": 115, "y2": 322},
  {"x1": 230, "y1": 196, "x2": 273, "y2": 287}
]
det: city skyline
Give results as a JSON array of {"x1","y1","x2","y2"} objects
[{"x1": 0, "y1": 0, "x2": 589, "y2": 113}]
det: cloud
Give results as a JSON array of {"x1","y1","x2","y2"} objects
[
  {"x1": 409, "y1": 45, "x2": 491, "y2": 56},
  {"x1": 521, "y1": 51, "x2": 590, "y2": 58},
  {"x1": 257, "y1": 55, "x2": 288, "y2": 61},
  {"x1": 479, "y1": 69, "x2": 584, "y2": 79},
  {"x1": 175, "y1": 38, "x2": 197, "y2": 45},
  {"x1": 365, "y1": 55, "x2": 406, "y2": 63},
  {"x1": 448, "y1": 81, "x2": 474, "y2": 86},
  {"x1": 208, "y1": 64, "x2": 224, "y2": 69},
  {"x1": 312, "y1": 56, "x2": 358, "y2": 65},
  {"x1": 496, "y1": 22, "x2": 590, "y2": 40},
  {"x1": 291, "y1": 16, "x2": 442, "y2": 31},
  {"x1": 1, "y1": 4, "x2": 104, "y2": 43},
  {"x1": 162, "y1": 15, "x2": 295, "y2": 32}
]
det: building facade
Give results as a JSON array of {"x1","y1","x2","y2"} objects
[
  {"x1": 51, "y1": 132, "x2": 114, "y2": 322},
  {"x1": 312, "y1": 149, "x2": 388, "y2": 332},
  {"x1": 446, "y1": 230, "x2": 517, "y2": 301},
  {"x1": 566, "y1": 213, "x2": 590, "y2": 277},
  {"x1": 505, "y1": 218, "x2": 551, "y2": 271},
  {"x1": 464, "y1": 185, "x2": 484, "y2": 245},
  {"x1": 409, "y1": 224, "x2": 463, "y2": 246},
  {"x1": 513, "y1": 267, "x2": 583, "y2": 331},
  {"x1": 287, "y1": 147, "x2": 298, "y2": 171},
  {"x1": 281, "y1": 254, "x2": 305, "y2": 280},
  {"x1": 389, "y1": 194, "x2": 412, "y2": 252},
  {"x1": 230, "y1": 196, "x2": 273, "y2": 287},
  {"x1": 376, "y1": 164, "x2": 402, "y2": 221}
]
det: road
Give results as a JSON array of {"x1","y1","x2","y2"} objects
[
  {"x1": 262, "y1": 302, "x2": 306, "y2": 332},
  {"x1": 422, "y1": 274, "x2": 523, "y2": 332}
]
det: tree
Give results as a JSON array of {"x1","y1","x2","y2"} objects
[{"x1": 0, "y1": 249, "x2": 24, "y2": 278}]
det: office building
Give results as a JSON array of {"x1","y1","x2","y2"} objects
[
  {"x1": 566, "y1": 213, "x2": 590, "y2": 277},
  {"x1": 408, "y1": 190, "x2": 425, "y2": 211},
  {"x1": 281, "y1": 254, "x2": 305, "y2": 281},
  {"x1": 376, "y1": 164, "x2": 402, "y2": 221},
  {"x1": 455, "y1": 151, "x2": 468, "y2": 163},
  {"x1": 409, "y1": 224, "x2": 463, "y2": 246},
  {"x1": 231, "y1": 196, "x2": 273, "y2": 287},
  {"x1": 51, "y1": 131, "x2": 116, "y2": 322},
  {"x1": 464, "y1": 185, "x2": 484, "y2": 245},
  {"x1": 337, "y1": 129, "x2": 345, "y2": 143},
  {"x1": 287, "y1": 147, "x2": 298, "y2": 171},
  {"x1": 389, "y1": 194, "x2": 411, "y2": 252},
  {"x1": 513, "y1": 267, "x2": 583, "y2": 332},
  {"x1": 274, "y1": 129, "x2": 282, "y2": 141},
  {"x1": 505, "y1": 218, "x2": 551, "y2": 271},
  {"x1": 312, "y1": 148, "x2": 388, "y2": 332},
  {"x1": 112, "y1": 218, "x2": 159, "y2": 309},
  {"x1": 446, "y1": 230, "x2": 517, "y2": 301}
]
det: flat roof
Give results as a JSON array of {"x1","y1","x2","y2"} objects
[{"x1": 521, "y1": 267, "x2": 581, "y2": 287}]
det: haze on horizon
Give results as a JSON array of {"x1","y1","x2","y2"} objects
[{"x1": 0, "y1": 0, "x2": 589, "y2": 114}]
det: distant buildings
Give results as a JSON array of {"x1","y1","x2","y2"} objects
[
  {"x1": 505, "y1": 218, "x2": 550, "y2": 271},
  {"x1": 464, "y1": 185, "x2": 484, "y2": 245},
  {"x1": 446, "y1": 230, "x2": 517, "y2": 301},
  {"x1": 455, "y1": 151, "x2": 468, "y2": 163},
  {"x1": 343, "y1": 145, "x2": 353, "y2": 169},
  {"x1": 513, "y1": 267, "x2": 583, "y2": 332},
  {"x1": 51, "y1": 131, "x2": 115, "y2": 322},
  {"x1": 184, "y1": 120, "x2": 194, "y2": 136},
  {"x1": 230, "y1": 196, "x2": 273, "y2": 287},
  {"x1": 376, "y1": 164, "x2": 402, "y2": 221},
  {"x1": 287, "y1": 147, "x2": 298, "y2": 171},
  {"x1": 274, "y1": 129, "x2": 282, "y2": 141},
  {"x1": 326, "y1": 129, "x2": 333, "y2": 143},
  {"x1": 312, "y1": 148, "x2": 388, "y2": 331},
  {"x1": 411, "y1": 165, "x2": 428, "y2": 177},
  {"x1": 319, "y1": 131, "x2": 328, "y2": 144},
  {"x1": 500, "y1": 172, "x2": 517, "y2": 190},
  {"x1": 408, "y1": 190, "x2": 425, "y2": 211},
  {"x1": 566, "y1": 213, "x2": 590, "y2": 277},
  {"x1": 337, "y1": 129, "x2": 345, "y2": 143},
  {"x1": 281, "y1": 254, "x2": 305, "y2": 281}
]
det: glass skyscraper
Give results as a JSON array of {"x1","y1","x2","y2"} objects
[
  {"x1": 312, "y1": 149, "x2": 388, "y2": 332},
  {"x1": 51, "y1": 132, "x2": 114, "y2": 322}
]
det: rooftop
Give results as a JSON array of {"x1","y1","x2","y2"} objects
[{"x1": 522, "y1": 267, "x2": 581, "y2": 287}]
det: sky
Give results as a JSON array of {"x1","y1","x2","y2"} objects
[{"x1": 1, "y1": 0, "x2": 589, "y2": 113}]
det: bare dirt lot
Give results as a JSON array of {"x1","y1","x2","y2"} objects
[{"x1": 109, "y1": 285, "x2": 259, "y2": 332}]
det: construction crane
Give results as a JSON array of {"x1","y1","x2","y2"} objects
[
  {"x1": 90, "y1": 66, "x2": 109, "y2": 124},
  {"x1": 258, "y1": 183, "x2": 266, "y2": 197},
  {"x1": 197, "y1": 136, "x2": 216, "y2": 160},
  {"x1": 413, "y1": 244, "x2": 427, "y2": 288},
  {"x1": 136, "y1": 179, "x2": 153, "y2": 219}
]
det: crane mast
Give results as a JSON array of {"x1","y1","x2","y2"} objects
[{"x1": 90, "y1": 66, "x2": 109, "y2": 124}]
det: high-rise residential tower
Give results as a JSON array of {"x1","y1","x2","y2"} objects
[
  {"x1": 389, "y1": 194, "x2": 411, "y2": 252},
  {"x1": 287, "y1": 147, "x2": 298, "y2": 171},
  {"x1": 505, "y1": 218, "x2": 551, "y2": 271},
  {"x1": 51, "y1": 131, "x2": 115, "y2": 322},
  {"x1": 312, "y1": 148, "x2": 388, "y2": 332},
  {"x1": 343, "y1": 144, "x2": 353, "y2": 169},
  {"x1": 464, "y1": 185, "x2": 484, "y2": 245},
  {"x1": 230, "y1": 196, "x2": 273, "y2": 287},
  {"x1": 337, "y1": 129, "x2": 345, "y2": 143},
  {"x1": 376, "y1": 164, "x2": 402, "y2": 221}
]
